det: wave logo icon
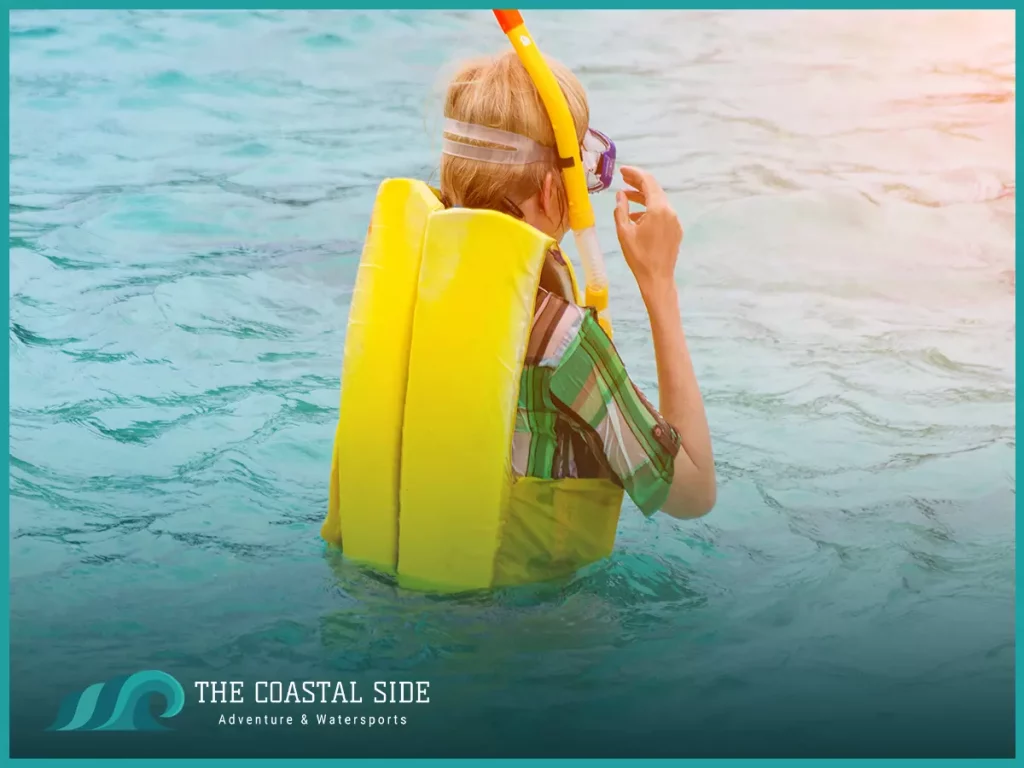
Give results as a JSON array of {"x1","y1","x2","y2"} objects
[{"x1": 47, "y1": 670, "x2": 186, "y2": 732}]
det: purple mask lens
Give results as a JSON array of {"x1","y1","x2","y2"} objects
[{"x1": 583, "y1": 129, "x2": 616, "y2": 194}]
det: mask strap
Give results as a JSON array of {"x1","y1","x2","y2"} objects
[{"x1": 442, "y1": 118, "x2": 555, "y2": 165}]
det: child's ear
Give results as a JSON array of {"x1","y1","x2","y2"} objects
[{"x1": 540, "y1": 171, "x2": 556, "y2": 218}]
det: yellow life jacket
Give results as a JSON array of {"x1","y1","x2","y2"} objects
[{"x1": 322, "y1": 178, "x2": 625, "y2": 592}]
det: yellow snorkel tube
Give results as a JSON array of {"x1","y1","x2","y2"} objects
[{"x1": 493, "y1": 9, "x2": 613, "y2": 337}]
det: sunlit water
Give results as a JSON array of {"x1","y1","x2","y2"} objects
[{"x1": 9, "y1": 10, "x2": 1015, "y2": 758}]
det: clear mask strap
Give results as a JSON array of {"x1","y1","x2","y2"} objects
[{"x1": 442, "y1": 118, "x2": 555, "y2": 165}]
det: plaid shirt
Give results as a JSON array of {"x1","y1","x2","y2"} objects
[{"x1": 514, "y1": 287, "x2": 682, "y2": 517}]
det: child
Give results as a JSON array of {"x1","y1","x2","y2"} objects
[{"x1": 440, "y1": 52, "x2": 716, "y2": 519}]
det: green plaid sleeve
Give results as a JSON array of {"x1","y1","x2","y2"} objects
[{"x1": 548, "y1": 308, "x2": 682, "y2": 516}]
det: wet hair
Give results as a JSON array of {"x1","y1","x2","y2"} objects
[{"x1": 440, "y1": 50, "x2": 589, "y2": 223}]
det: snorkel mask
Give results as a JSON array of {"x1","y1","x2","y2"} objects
[
  {"x1": 442, "y1": 118, "x2": 617, "y2": 195},
  {"x1": 581, "y1": 128, "x2": 616, "y2": 194}
]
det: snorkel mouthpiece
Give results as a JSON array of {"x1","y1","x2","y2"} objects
[{"x1": 492, "y1": 9, "x2": 613, "y2": 337}]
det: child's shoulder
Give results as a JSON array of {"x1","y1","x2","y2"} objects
[{"x1": 526, "y1": 288, "x2": 588, "y2": 368}]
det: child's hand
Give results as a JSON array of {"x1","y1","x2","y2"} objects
[{"x1": 612, "y1": 166, "x2": 683, "y2": 301}]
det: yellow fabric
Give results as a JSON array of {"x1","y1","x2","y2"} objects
[
  {"x1": 494, "y1": 478, "x2": 623, "y2": 586},
  {"x1": 397, "y1": 207, "x2": 552, "y2": 591},
  {"x1": 323, "y1": 179, "x2": 443, "y2": 570},
  {"x1": 325, "y1": 179, "x2": 625, "y2": 593}
]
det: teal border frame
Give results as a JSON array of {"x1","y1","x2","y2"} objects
[
  {"x1": 3, "y1": 2, "x2": 1022, "y2": 11},
  {"x1": 4, "y1": 3, "x2": 1018, "y2": 766}
]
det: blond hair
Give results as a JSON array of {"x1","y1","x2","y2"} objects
[{"x1": 440, "y1": 50, "x2": 589, "y2": 218}]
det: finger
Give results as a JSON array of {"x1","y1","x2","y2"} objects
[
  {"x1": 613, "y1": 190, "x2": 632, "y2": 234},
  {"x1": 620, "y1": 166, "x2": 668, "y2": 208},
  {"x1": 624, "y1": 189, "x2": 646, "y2": 205},
  {"x1": 629, "y1": 212, "x2": 645, "y2": 223}
]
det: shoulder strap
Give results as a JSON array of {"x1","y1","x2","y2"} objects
[{"x1": 538, "y1": 247, "x2": 578, "y2": 304}]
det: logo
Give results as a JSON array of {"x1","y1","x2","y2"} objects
[{"x1": 48, "y1": 670, "x2": 185, "y2": 732}]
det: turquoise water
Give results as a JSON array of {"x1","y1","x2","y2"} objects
[{"x1": 9, "y1": 10, "x2": 1015, "y2": 758}]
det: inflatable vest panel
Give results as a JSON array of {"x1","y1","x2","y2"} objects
[{"x1": 323, "y1": 179, "x2": 624, "y2": 592}]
